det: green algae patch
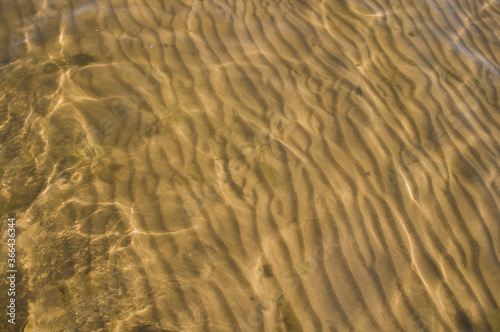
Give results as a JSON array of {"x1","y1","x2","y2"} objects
[
  {"x1": 277, "y1": 296, "x2": 303, "y2": 332},
  {"x1": 262, "y1": 264, "x2": 273, "y2": 278},
  {"x1": 488, "y1": 310, "x2": 500, "y2": 331},
  {"x1": 67, "y1": 53, "x2": 97, "y2": 67},
  {"x1": 256, "y1": 139, "x2": 267, "y2": 160},
  {"x1": 93, "y1": 158, "x2": 124, "y2": 183},
  {"x1": 260, "y1": 161, "x2": 281, "y2": 188},
  {"x1": 41, "y1": 61, "x2": 61, "y2": 74},
  {"x1": 42, "y1": 53, "x2": 97, "y2": 73},
  {"x1": 409, "y1": 29, "x2": 422, "y2": 37}
]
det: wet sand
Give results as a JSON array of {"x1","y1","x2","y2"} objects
[{"x1": 1, "y1": 0, "x2": 500, "y2": 330}]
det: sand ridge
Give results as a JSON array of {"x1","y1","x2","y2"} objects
[{"x1": 0, "y1": 0, "x2": 499, "y2": 330}]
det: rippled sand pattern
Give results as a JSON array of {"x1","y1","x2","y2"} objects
[{"x1": 1, "y1": 0, "x2": 500, "y2": 330}]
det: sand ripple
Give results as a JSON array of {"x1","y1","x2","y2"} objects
[{"x1": 1, "y1": 0, "x2": 499, "y2": 330}]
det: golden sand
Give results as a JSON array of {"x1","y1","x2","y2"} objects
[{"x1": 0, "y1": 0, "x2": 499, "y2": 330}]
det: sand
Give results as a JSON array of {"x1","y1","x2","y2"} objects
[{"x1": 0, "y1": 0, "x2": 499, "y2": 330}]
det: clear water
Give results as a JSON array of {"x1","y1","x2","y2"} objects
[{"x1": 1, "y1": 0, "x2": 500, "y2": 331}]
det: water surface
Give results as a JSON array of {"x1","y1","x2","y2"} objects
[{"x1": 1, "y1": 0, "x2": 500, "y2": 331}]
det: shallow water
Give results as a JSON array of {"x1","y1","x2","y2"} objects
[{"x1": 1, "y1": 0, "x2": 500, "y2": 331}]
